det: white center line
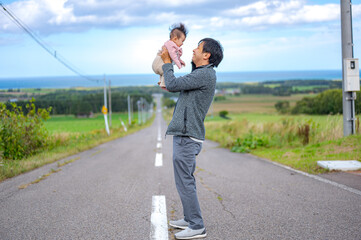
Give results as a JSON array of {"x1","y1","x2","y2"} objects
[
  {"x1": 150, "y1": 195, "x2": 168, "y2": 240},
  {"x1": 157, "y1": 119, "x2": 162, "y2": 141},
  {"x1": 155, "y1": 153, "x2": 163, "y2": 167},
  {"x1": 157, "y1": 142, "x2": 162, "y2": 149}
]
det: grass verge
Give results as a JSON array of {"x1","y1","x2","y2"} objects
[
  {"x1": 205, "y1": 113, "x2": 361, "y2": 174},
  {"x1": 252, "y1": 135, "x2": 361, "y2": 174}
]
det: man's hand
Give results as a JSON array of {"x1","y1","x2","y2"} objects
[{"x1": 160, "y1": 46, "x2": 172, "y2": 64}]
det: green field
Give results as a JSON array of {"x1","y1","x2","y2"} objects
[
  {"x1": 292, "y1": 85, "x2": 328, "y2": 91},
  {"x1": 263, "y1": 83, "x2": 281, "y2": 88},
  {"x1": 45, "y1": 113, "x2": 132, "y2": 133},
  {"x1": 261, "y1": 85, "x2": 330, "y2": 91},
  {"x1": 211, "y1": 94, "x2": 313, "y2": 114}
]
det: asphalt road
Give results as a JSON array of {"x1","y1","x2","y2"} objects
[{"x1": 1, "y1": 95, "x2": 360, "y2": 240}]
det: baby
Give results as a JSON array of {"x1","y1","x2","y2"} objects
[{"x1": 152, "y1": 23, "x2": 188, "y2": 90}]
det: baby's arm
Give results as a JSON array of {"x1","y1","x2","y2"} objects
[
  {"x1": 180, "y1": 59, "x2": 185, "y2": 67},
  {"x1": 164, "y1": 41, "x2": 183, "y2": 69}
]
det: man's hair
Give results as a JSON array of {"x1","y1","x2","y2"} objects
[
  {"x1": 199, "y1": 38, "x2": 223, "y2": 68},
  {"x1": 170, "y1": 23, "x2": 188, "y2": 39}
]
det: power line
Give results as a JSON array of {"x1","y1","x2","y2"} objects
[{"x1": 0, "y1": 2, "x2": 99, "y2": 83}]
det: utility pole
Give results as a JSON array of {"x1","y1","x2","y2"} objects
[
  {"x1": 103, "y1": 75, "x2": 110, "y2": 135},
  {"x1": 340, "y1": 0, "x2": 359, "y2": 136},
  {"x1": 143, "y1": 98, "x2": 146, "y2": 123},
  {"x1": 137, "y1": 99, "x2": 141, "y2": 125},
  {"x1": 108, "y1": 79, "x2": 112, "y2": 128},
  {"x1": 128, "y1": 95, "x2": 131, "y2": 125},
  {"x1": 131, "y1": 97, "x2": 134, "y2": 123},
  {"x1": 142, "y1": 98, "x2": 145, "y2": 123}
]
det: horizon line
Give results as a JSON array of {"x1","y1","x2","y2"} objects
[{"x1": 0, "y1": 69, "x2": 347, "y2": 79}]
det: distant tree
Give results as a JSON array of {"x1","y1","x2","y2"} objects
[
  {"x1": 273, "y1": 86, "x2": 292, "y2": 96},
  {"x1": 241, "y1": 85, "x2": 273, "y2": 94},
  {"x1": 313, "y1": 89, "x2": 342, "y2": 114},
  {"x1": 214, "y1": 96, "x2": 226, "y2": 101},
  {"x1": 275, "y1": 101, "x2": 290, "y2": 114},
  {"x1": 291, "y1": 97, "x2": 316, "y2": 114},
  {"x1": 292, "y1": 89, "x2": 343, "y2": 115},
  {"x1": 73, "y1": 100, "x2": 92, "y2": 117},
  {"x1": 219, "y1": 110, "x2": 230, "y2": 119},
  {"x1": 163, "y1": 97, "x2": 176, "y2": 108}
]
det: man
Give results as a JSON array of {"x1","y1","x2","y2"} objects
[{"x1": 160, "y1": 38, "x2": 223, "y2": 239}]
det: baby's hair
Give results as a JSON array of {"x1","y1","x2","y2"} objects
[{"x1": 169, "y1": 23, "x2": 188, "y2": 39}]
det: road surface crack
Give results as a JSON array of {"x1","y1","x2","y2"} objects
[{"x1": 195, "y1": 167, "x2": 236, "y2": 220}]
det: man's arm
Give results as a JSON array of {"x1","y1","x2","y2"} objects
[
  {"x1": 160, "y1": 47, "x2": 206, "y2": 92},
  {"x1": 162, "y1": 64, "x2": 206, "y2": 92}
]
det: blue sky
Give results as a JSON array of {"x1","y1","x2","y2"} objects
[{"x1": 0, "y1": 0, "x2": 360, "y2": 77}]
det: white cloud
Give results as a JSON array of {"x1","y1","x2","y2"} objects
[
  {"x1": 224, "y1": 0, "x2": 341, "y2": 27},
  {"x1": 145, "y1": 0, "x2": 207, "y2": 7},
  {"x1": 226, "y1": 0, "x2": 303, "y2": 17},
  {"x1": 0, "y1": 0, "x2": 360, "y2": 36}
]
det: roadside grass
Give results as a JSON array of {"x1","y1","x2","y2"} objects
[
  {"x1": 252, "y1": 135, "x2": 361, "y2": 174},
  {"x1": 205, "y1": 110, "x2": 361, "y2": 174},
  {"x1": 0, "y1": 113, "x2": 155, "y2": 182},
  {"x1": 203, "y1": 93, "x2": 361, "y2": 174},
  {"x1": 206, "y1": 113, "x2": 346, "y2": 143}
]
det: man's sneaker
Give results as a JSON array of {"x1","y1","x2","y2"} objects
[
  {"x1": 174, "y1": 227, "x2": 207, "y2": 239},
  {"x1": 169, "y1": 219, "x2": 189, "y2": 230}
]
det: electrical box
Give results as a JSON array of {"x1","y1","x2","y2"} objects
[{"x1": 343, "y1": 58, "x2": 360, "y2": 92}]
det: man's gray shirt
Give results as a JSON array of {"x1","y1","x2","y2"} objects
[{"x1": 162, "y1": 63, "x2": 216, "y2": 140}]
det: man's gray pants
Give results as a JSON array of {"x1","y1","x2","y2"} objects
[{"x1": 173, "y1": 136, "x2": 204, "y2": 230}]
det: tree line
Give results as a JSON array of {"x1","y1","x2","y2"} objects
[
  {"x1": 242, "y1": 80, "x2": 343, "y2": 96},
  {"x1": 215, "y1": 80, "x2": 344, "y2": 96},
  {"x1": 4, "y1": 88, "x2": 154, "y2": 116},
  {"x1": 275, "y1": 89, "x2": 361, "y2": 115}
]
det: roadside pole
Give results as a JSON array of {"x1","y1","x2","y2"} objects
[
  {"x1": 143, "y1": 98, "x2": 148, "y2": 123},
  {"x1": 131, "y1": 97, "x2": 133, "y2": 123},
  {"x1": 141, "y1": 98, "x2": 145, "y2": 124},
  {"x1": 103, "y1": 75, "x2": 110, "y2": 135},
  {"x1": 143, "y1": 98, "x2": 146, "y2": 124},
  {"x1": 137, "y1": 100, "x2": 141, "y2": 125},
  {"x1": 340, "y1": 0, "x2": 358, "y2": 136},
  {"x1": 108, "y1": 79, "x2": 112, "y2": 128},
  {"x1": 128, "y1": 95, "x2": 131, "y2": 125}
]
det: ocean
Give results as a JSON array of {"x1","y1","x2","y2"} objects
[{"x1": 0, "y1": 70, "x2": 345, "y2": 90}]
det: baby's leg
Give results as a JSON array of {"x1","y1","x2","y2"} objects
[
  {"x1": 159, "y1": 75, "x2": 166, "y2": 88},
  {"x1": 152, "y1": 55, "x2": 164, "y2": 75}
]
